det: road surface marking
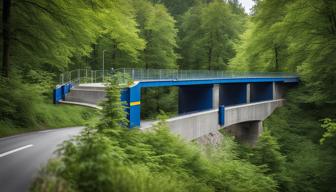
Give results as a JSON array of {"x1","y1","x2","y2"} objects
[
  {"x1": 38, "y1": 130, "x2": 53, "y2": 133},
  {"x1": 0, "y1": 144, "x2": 34, "y2": 158}
]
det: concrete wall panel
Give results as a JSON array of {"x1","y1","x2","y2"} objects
[{"x1": 65, "y1": 88, "x2": 106, "y2": 105}]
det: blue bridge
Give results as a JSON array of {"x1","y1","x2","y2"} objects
[{"x1": 54, "y1": 68, "x2": 299, "y2": 144}]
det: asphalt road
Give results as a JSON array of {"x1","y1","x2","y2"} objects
[{"x1": 0, "y1": 127, "x2": 83, "y2": 192}]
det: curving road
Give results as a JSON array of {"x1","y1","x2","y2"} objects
[{"x1": 0, "y1": 127, "x2": 83, "y2": 192}]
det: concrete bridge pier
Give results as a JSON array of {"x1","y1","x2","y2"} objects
[
  {"x1": 213, "y1": 84, "x2": 220, "y2": 109},
  {"x1": 224, "y1": 121, "x2": 263, "y2": 146},
  {"x1": 273, "y1": 82, "x2": 286, "y2": 99},
  {"x1": 195, "y1": 121, "x2": 263, "y2": 146}
]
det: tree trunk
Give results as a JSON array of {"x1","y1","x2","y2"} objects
[
  {"x1": 274, "y1": 44, "x2": 279, "y2": 71},
  {"x1": 2, "y1": 0, "x2": 11, "y2": 78},
  {"x1": 111, "y1": 40, "x2": 117, "y2": 68},
  {"x1": 92, "y1": 44, "x2": 98, "y2": 69},
  {"x1": 329, "y1": 9, "x2": 336, "y2": 35},
  {"x1": 208, "y1": 34, "x2": 213, "y2": 70},
  {"x1": 156, "y1": 89, "x2": 160, "y2": 114},
  {"x1": 208, "y1": 47, "x2": 212, "y2": 70}
]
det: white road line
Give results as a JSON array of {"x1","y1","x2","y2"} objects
[
  {"x1": 38, "y1": 130, "x2": 53, "y2": 133},
  {"x1": 0, "y1": 144, "x2": 34, "y2": 158}
]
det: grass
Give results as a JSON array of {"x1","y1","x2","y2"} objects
[{"x1": 0, "y1": 103, "x2": 97, "y2": 138}]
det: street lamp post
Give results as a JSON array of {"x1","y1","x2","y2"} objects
[{"x1": 102, "y1": 50, "x2": 106, "y2": 81}]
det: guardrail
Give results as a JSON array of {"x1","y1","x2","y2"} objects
[
  {"x1": 58, "y1": 68, "x2": 298, "y2": 86},
  {"x1": 59, "y1": 69, "x2": 109, "y2": 85}
]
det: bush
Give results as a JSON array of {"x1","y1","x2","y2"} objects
[
  {"x1": 0, "y1": 77, "x2": 41, "y2": 127},
  {"x1": 0, "y1": 76, "x2": 96, "y2": 137}
]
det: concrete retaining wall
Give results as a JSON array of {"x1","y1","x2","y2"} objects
[{"x1": 65, "y1": 88, "x2": 106, "y2": 105}]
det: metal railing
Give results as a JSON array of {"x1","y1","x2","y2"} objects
[
  {"x1": 58, "y1": 68, "x2": 298, "y2": 86},
  {"x1": 59, "y1": 69, "x2": 110, "y2": 85}
]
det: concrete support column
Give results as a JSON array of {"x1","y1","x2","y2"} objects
[
  {"x1": 213, "y1": 84, "x2": 220, "y2": 109},
  {"x1": 246, "y1": 83, "x2": 251, "y2": 103},
  {"x1": 273, "y1": 82, "x2": 287, "y2": 100},
  {"x1": 224, "y1": 121, "x2": 263, "y2": 146},
  {"x1": 272, "y1": 82, "x2": 276, "y2": 100}
]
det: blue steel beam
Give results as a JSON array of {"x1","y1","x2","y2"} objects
[
  {"x1": 125, "y1": 77, "x2": 298, "y2": 128},
  {"x1": 137, "y1": 77, "x2": 299, "y2": 88}
]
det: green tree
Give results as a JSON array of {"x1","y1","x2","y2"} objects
[
  {"x1": 229, "y1": 0, "x2": 291, "y2": 72},
  {"x1": 179, "y1": 0, "x2": 244, "y2": 70},
  {"x1": 1, "y1": 0, "x2": 146, "y2": 77},
  {"x1": 134, "y1": 1, "x2": 178, "y2": 69},
  {"x1": 320, "y1": 118, "x2": 336, "y2": 144},
  {"x1": 282, "y1": 0, "x2": 336, "y2": 104},
  {"x1": 230, "y1": 1, "x2": 336, "y2": 190},
  {"x1": 1, "y1": 0, "x2": 103, "y2": 77},
  {"x1": 252, "y1": 130, "x2": 286, "y2": 174},
  {"x1": 150, "y1": 0, "x2": 197, "y2": 17},
  {"x1": 97, "y1": 73, "x2": 129, "y2": 135},
  {"x1": 0, "y1": 0, "x2": 147, "y2": 132},
  {"x1": 247, "y1": 129, "x2": 288, "y2": 189},
  {"x1": 87, "y1": 0, "x2": 146, "y2": 70},
  {"x1": 133, "y1": 0, "x2": 179, "y2": 119},
  {"x1": 230, "y1": 0, "x2": 336, "y2": 104}
]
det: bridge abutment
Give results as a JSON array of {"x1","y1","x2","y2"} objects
[{"x1": 224, "y1": 121, "x2": 263, "y2": 146}]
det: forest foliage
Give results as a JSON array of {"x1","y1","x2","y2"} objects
[
  {"x1": 1, "y1": 0, "x2": 336, "y2": 191},
  {"x1": 230, "y1": 0, "x2": 336, "y2": 191}
]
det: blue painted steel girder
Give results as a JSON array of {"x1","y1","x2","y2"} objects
[
  {"x1": 123, "y1": 76, "x2": 299, "y2": 128},
  {"x1": 137, "y1": 77, "x2": 298, "y2": 88}
]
